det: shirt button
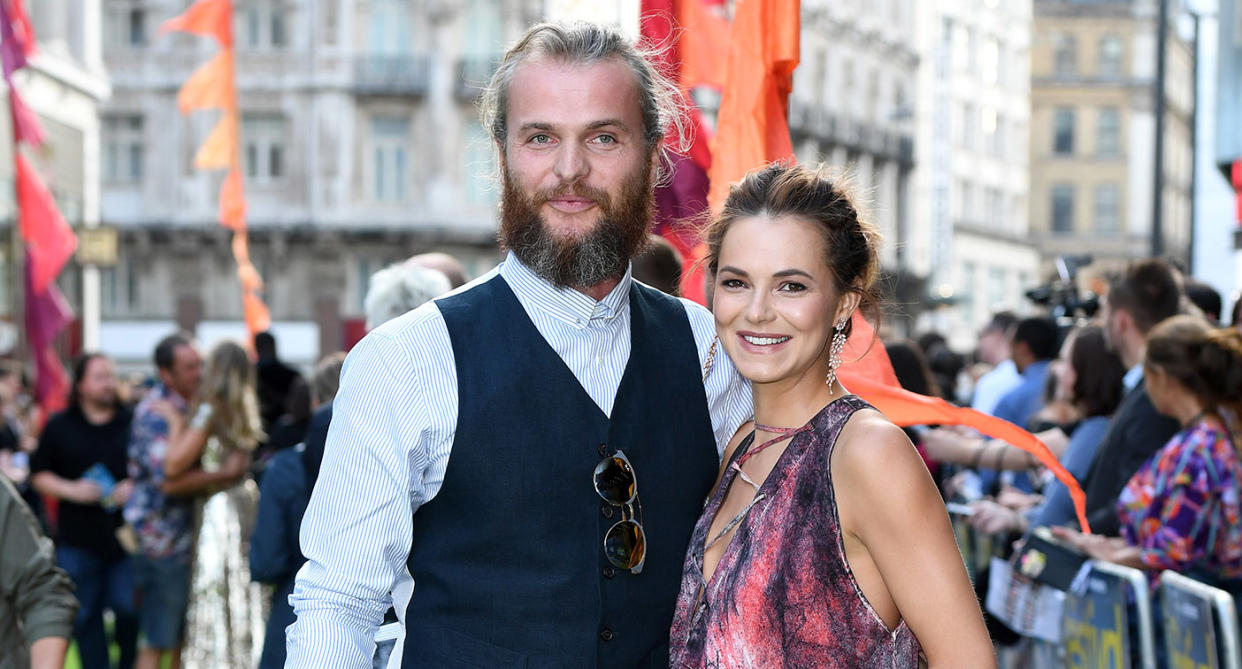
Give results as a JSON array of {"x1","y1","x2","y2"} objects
[
  {"x1": 601, "y1": 504, "x2": 614, "y2": 519},
  {"x1": 597, "y1": 443, "x2": 607, "y2": 457},
  {"x1": 603, "y1": 565, "x2": 616, "y2": 578},
  {"x1": 599, "y1": 627, "x2": 615, "y2": 642}
]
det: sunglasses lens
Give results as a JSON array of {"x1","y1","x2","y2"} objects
[
  {"x1": 604, "y1": 520, "x2": 646, "y2": 570},
  {"x1": 594, "y1": 456, "x2": 635, "y2": 505}
]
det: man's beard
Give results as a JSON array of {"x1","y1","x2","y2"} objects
[{"x1": 498, "y1": 163, "x2": 653, "y2": 289}]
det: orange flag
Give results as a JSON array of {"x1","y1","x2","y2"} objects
[
  {"x1": 837, "y1": 312, "x2": 1092, "y2": 534},
  {"x1": 165, "y1": 0, "x2": 269, "y2": 338},
  {"x1": 177, "y1": 50, "x2": 235, "y2": 113},
  {"x1": 159, "y1": 0, "x2": 232, "y2": 46},
  {"x1": 678, "y1": 0, "x2": 730, "y2": 91},
  {"x1": 706, "y1": 0, "x2": 799, "y2": 212}
]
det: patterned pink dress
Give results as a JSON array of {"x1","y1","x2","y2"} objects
[{"x1": 669, "y1": 395, "x2": 922, "y2": 668}]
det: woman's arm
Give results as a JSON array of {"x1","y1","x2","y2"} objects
[
  {"x1": 836, "y1": 415, "x2": 995, "y2": 668},
  {"x1": 923, "y1": 427, "x2": 1068, "y2": 471},
  {"x1": 162, "y1": 403, "x2": 211, "y2": 479}
]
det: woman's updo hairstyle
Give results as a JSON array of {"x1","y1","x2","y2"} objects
[
  {"x1": 1145, "y1": 315, "x2": 1242, "y2": 427},
  {"x1": 704, "y1": 163, "x2": 881, "y2": 338}
]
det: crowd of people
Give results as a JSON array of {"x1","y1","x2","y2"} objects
[
  {"x1": 4, "y1": 17, "x2": 1242, "y2": 669},
  {"x1": 909, "y1": 260, "x2": 1242, "y2": 662},
  {"x1": 0, "y1": 253, "x2": 465, "y2": 669}
]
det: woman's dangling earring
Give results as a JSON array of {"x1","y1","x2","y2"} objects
[{"x1": 825, "y1": 320, "x2": 847, "y2": 390}]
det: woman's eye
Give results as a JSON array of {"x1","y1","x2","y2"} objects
[
  {"x1": 779, "y1": 282, "x2": 807, "y2": 293},
  {"x1": 720, "y1": 278, "x2": 745, "y2": 289}
]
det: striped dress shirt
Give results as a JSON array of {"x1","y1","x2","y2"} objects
[{"x1": 286, "y1": 253, "x2": 753, "y2": 668}]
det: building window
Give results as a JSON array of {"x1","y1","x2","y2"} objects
[
  {"x1": 1098, "y1": 35, "x2": 1123, "y2": 78},
  {"x1": 128, "y1": 9, "x2": 146, "y2": 46},
  {"x1": 988, "y1": 267, "x2": 1006, "y2": 311},
  {"x1": 1051, "y1": 184, "x2": 1075, "y2": 234},
  {"x1": 101, "y1": 260, "x2": 140, "y2": 316},
  {"x1": 239, "y1": 1, "x2": 287, "y2": 49},
  {"x1": 104, "y1": 6, "x2": 147, "y2": 48},
  {"x1": 961, "y1": 262, "x2": 977, "y2": 323},
  {"x1": 1053, "y1": 107, "x2": 1075, "y2": 155},
  {"x1": 103, "y1": 115, "x2": 144, "y2": 184},
  {"x1": 242, "y1": 114, "x2": 287, "y2": 183},
  {"x1": 984, "y1": 187, "x2": 1004, "y2": 229},
  {"x1": 1053, "y1": 32, "x2": 1077, "y2": 76},
  {"x1": 369, "y1": 116, "x2": 409, "y2": 202},
  {"x1": 962, "y1": 102, "x2": 976, "y2": 150},
  {"x1": 1097, "y1": 107, "x2": 1120, "y2": 157},
  {"x1": 369, "y1": 0, "x2": 413, "y2": 55},
  {"x1": 1094, "y1": 183, "x2": 1120, "y2": 235},
  {"x1": 982, "y1": 37, "x2": 1000, "y2": 84}
]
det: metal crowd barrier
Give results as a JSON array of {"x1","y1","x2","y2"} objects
[
  {"x1": 1159, "y1": 570, "x2": 1242, "y2": 669},
  {"x1": 1061, "y1": 560, "x2": 1156, "y2": 669}
]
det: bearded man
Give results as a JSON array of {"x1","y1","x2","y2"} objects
[{"x1": 287, "y1": 21, "x2": 751, "y2": 669}]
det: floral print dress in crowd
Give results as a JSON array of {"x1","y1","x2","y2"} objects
[
  {"x1": 1117, "y1": 416, "x2": 1242, "y2": 587},
  {"x1": 669, "y1": 395, "x2": 921, "y2": 668}
]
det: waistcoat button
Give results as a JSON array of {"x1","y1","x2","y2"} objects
[
  {"x1": 600, "y1": 627, "x2": 615, "y2": 642},
  {"x1": 597, "y1": 443, "x2": 607, "y2": 456},
  {"x1": 603, "y1": 565, "x2": 616, "y2": 578},
  {"x1": 601, "y1": 504, "x2": 614, "y2": 519}
]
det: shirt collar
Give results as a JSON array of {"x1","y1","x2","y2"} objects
[
  {"x1": 151, "y1": 383, "x2": 189, "y2": 410},
  {"x1": 499, "y1": 251, "x2": 632, "y2": 329},
  {"x1": 1022, "y1": 359, "x2": 1050, "y2": 379},
  {"x1": 1124, "y1": 364, "x2": 1144, "y2": 392}
]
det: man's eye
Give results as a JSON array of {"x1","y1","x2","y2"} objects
[
  {"x1": 530, "y1": 134, "x2": 552, "y2": 144},
  {"x1": 593, "y1": 134, "x2": 617, "y2": 145}
]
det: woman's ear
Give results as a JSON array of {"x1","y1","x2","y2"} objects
[{"x1": 835, "y1": 290, "x2": 863, "y2": 327}]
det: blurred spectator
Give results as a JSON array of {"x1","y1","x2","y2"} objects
[
  {"x1": 0, "y1": 474, "x2": 77, "y2": 669},
  {"x1": 410, "y1": 252, "x2": 469, "y2": 290},
  {"x1": 1184, "y1": 280, "x2": 1222, "y2": 324},
  {"x1": 0, "y1": 360, "x2": 44, "y2": 531},
  {"x1": 260, "y1": 377, "x2": 312, "y2": 460},
  {"x1": 254, "y1": 331, "x2": 302, "y2": 435},
  {"x1": 161, "y1": 341, "x2": 263, "y2": 669},
  {"x1": 993, "y1": 317, "x2": 1059, "y2": 430},
  {"x1": 251, "y1": 352, "x2": 345, "y2": 669},
  {"x1": 957, "y1": 326, "x2": 1126, "y2": 534},
  {"x1": 363, "y1": 261, "x2": 452, "y2": 331},
  {"x1": 1232, "y1": 297, "x2": 1242, "y2": 333},
  {"x1": 886, "y1": 339, "x2": 945, "y2": 483},
  {"x1": 1055, "y1": 315, "x2": 1242, "y2": 598},
  {"x1": 970, "y1": 312, "x2": 1021, "y2": 415},
  {"x1": 125, "y1": 333, "x2": 244, "y2": 669},
  {"x1": 1079, "y1": 260, "x2": 1183, "y2": 535},
  {"x1": 30, "y1": 354, "x2": 137, "y2": 669},
  {"x1": 885, "y1": 340, "x2": 940, "y2": 398},
  {"x1": 632, "y1": 235, "x2": 684, "y2": 296}
]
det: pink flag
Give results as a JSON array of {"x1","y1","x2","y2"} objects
[{"x1": 16, "y1": 155, "x2": 77, "y2": 295}]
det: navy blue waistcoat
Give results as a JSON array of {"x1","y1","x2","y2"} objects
[{"x1": 403, "y1": 275, "x2": 718, "y2": 668}]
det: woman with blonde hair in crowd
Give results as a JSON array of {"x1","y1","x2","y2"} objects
[
  {"x1": 155, "y1": 340, "x2": 266, "y2": 668},
  {"x1": 1055, "y1": 315, "x2": 1242, "y2": 596},
  {"x1": 669, "y1": 164, "x2": 993, "y2": 667}
]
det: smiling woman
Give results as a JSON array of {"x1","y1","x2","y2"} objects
[{"x1": 669, "y1": 164, "x2": 996, "y2": 669}]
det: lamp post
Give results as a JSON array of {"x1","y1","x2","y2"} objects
[{"x1": 1152, "y1": 0, "x2": 1169, "y2": 259}]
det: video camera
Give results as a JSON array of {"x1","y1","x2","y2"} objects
[{"x1": 1024, "y1": 254, "x2": 1099, "y2": 320}]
